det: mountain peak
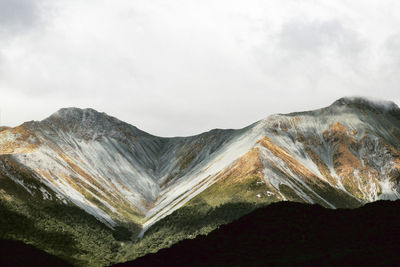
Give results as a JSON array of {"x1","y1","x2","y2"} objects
[
  {"x1": 50, "y1": 107, "x2": 105, "y2": 120},
  {"x1": 331, "y1": 96, "x2": 399, "y2": 113},
  {"x1": 41, "y1": 107, "x2": 150, "y2": 139},
  {"x1": 45, "y1": 107, "x2": 117, "y2": 130}
]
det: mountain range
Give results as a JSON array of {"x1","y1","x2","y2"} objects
[{"x1": 1, "y1": 96, "x2": 399, "y2": 265}]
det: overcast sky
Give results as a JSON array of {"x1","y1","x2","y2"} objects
[{"x1": 0, "y1": 0, "x2": 399, "y2": 136}]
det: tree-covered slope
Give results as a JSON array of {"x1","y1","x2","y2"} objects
[{"x1": 0, "y1": 173, "x2": 130, "y2": 267}]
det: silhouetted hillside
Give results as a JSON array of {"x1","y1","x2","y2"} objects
[
  {"x1": 0, "y1": 239, "x2": 72, "y2": 267},
  {"x1": 116, "y1": 200, "x2": 400, "y2": 266}
]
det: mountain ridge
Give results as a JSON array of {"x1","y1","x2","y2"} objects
[
  {"x1": 2, "y1": 97, "x2": 400, "y2": 225},
  {"x1": 35, "y1": 96, "x2": 400, "y2": 138},
  {"x1": 1, "y1": 96, "x2": 400, "y2": 265}
]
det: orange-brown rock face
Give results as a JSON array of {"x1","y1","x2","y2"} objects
[
  {"x1": 192, "y1": 148, "x2": 281, "y2": 207},
  {"x1": 192, "y1": 98, "x2": 400, "y2": 213},
  {"x1": 0, "y1": 125, "x2": 40, "y2": 154}
]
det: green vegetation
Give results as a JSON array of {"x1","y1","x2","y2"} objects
[
  {"x1": 117, "y1": 173, "x2": 278, "y2": 263},
  {"x1": 0, "y1": 163, "x2": 125, "y2": 266},
  {"x1": 0, "y1": 198, "x2": 123, "y2": 266},
  {"x1": 0, "y1": 163, "x2": 360, "y2": 266},
  {"x1": 0, "y1": 171, "x2": 271, "y2": 266},
  {"x1": 118, "y1": 200, "x2": 266, "y2": 263},
  {"x1": 279, "y1": 184, "x2": 304, "y2": 202},
  {"x1": 0, "y1": 193, "x2": 268, "y2": 266},
  {"x1": 112, "y1": 226, "x2": 133, "y2": 241},
  {"x1": 194, "y1": 175, "x2": 278, "y2": 207}
]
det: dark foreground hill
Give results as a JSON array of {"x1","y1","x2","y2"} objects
[
  {"x1": 0, "y1": 239, "x2": 72, "y2": 267},
  {"x1": 116, "y1": 200, "x2": 400, "y2": 266}
]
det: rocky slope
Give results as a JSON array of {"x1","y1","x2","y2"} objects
[{"x1": 1, "y1": 96, "x2": 400, "y2": 236}]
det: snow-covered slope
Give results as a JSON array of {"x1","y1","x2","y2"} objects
[{"x1": 1, "y1": 97, "x2": 400, "y2": 233}]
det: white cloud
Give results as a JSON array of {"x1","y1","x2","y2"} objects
[
  {"x1": 0, "y1": 0, "x2": 399, "y2": 136},
  {"x1": 0, "y1": 0, "x2": 39, "y2": 33}
]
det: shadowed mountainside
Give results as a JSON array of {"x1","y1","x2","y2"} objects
[
  {"x1": 0, "y1": 239, "x2": 72, "y2": 267},
  {"x1": 117, "y1": 200, "x2": 400, "y2": 267}
]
